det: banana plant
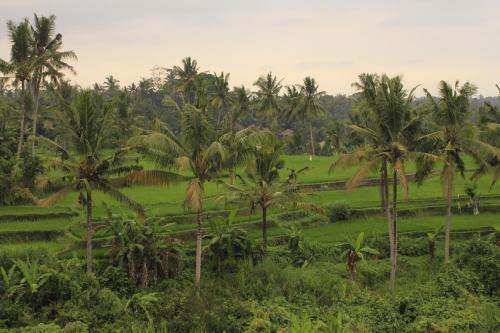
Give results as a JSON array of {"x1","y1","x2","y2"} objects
[
  {"x1": 339, "y1": 232, "x2": 379, "y2": 282},
  {"x1": 14, "y1": 258, "x2": 51, "y2": 294},
  {"x1": 426, "y1": 226, "x2": 444, "y2": 259},
  {"x1": 0, "y1": 264, "x2": 22, "y2": 298}
]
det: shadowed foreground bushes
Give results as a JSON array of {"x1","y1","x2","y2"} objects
[{"x1": 0, "y1": 237, "x2": 498, "y2": 332}]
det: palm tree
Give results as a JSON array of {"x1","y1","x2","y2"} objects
[
  {"x1": 211, "y1": 72, "x2": 233, "y2": 129},
  {"x1": 475, "y1": 85, "x2": 500, "y2": 188},
  {"x1": 231, "y1": 85, "x2": 251, "y2": 125},
  {"x1": 29, "y1": 14, "x2": 77, "y2": 155},
  {"x1": 38, "y1": 90, "x2": 145, "y2": 273},
  {"x1": 171, "y1": 57, "x2": 200, "y2": 104},
  {"x1": 253, "y1": 72, "x2": 282, "y2": 129},
  {"x1": 129, "y1": 104, "x2": 225, "y2": 285},
  {"x1": 423, "y1": 80, "x2": 499, "y2": 263},
  {"x1": 331, "y1": 74, "x2": 426, "y2": 290},
  {"x1": 340, "y1": 232, "x2": 378, "y2": 282},
  {"x1": 113, "y1": 90, "x2": 135, "y2": 145},
  {"x1": 0, "y1": 19, "x2": 33, "y2": 160},
  {"x1": 222, "y1": 136, "x2": 305, "y2": 254},
  {"x1": 103, "y1": 75, "x2": 120, "y2": 93},
  {"x1": 219, "y1": 126, "x2": 271, "y2": 185},
  {"x1": 288, "y1": 77, "x2": 325, "y2": 160}
]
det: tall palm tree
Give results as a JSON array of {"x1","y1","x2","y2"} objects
[
  {"x1": 171, "y1": 57, "x2": 199, "y2": 104},
  {"x1": 219, "y1": 127, "x2": 271, "y2": 184},
  {"x1": 38, "y1": 90, "x2": 145, "y2": 274},
  {"x1": 232, "y1": 85, "x2": 251, "y2": 124},
  {"x1": 253, "y1": 72, "x2": 282, "y2": 129},
  {"x1": 113, "y1": 90, "x2": 135, "y2": 145},
  {"x1": 288, "y1": 77, "x2": 325, "y2": 160},
  {"x1": 129, "y1": 104, "x2": 225, "y2": 285},
  {"x1": 103, "y1": 75, "x2": 120, "y2": 93},
  {"x1": 0, "y1": 19, "x2": 33, "y2": 160},
  {"x1": 29, "y1": 14, "x2": 77, "y2": 155},
  {"x1": 222, "y1": 136, "x2": 305, "y2": 254},
  {"x1": 331, "y1": 74, "x2": 425, "y2": 290},
  {"x1": 423, "y1": 81, "x2": 499, "y2": 263},
  {"x1": 211, "y1": 72, "x2": 233, "y2": 130}
]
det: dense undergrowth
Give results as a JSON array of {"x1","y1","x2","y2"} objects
[{"x1": 0, "y1": 233, "x2": 498, "y2": 333}]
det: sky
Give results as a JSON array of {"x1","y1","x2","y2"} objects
[{"x1": 1, "y1": 0, "x2": 499, "y2": 96}]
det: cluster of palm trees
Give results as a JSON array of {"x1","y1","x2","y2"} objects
[
  {"x1": 0, "y1": 14, "x2": 76, "y2": 159},
  {"x1": 332, "y1": 75, "x2": 500, "y2": 289},
  {"x1": 2, "y1": 15, "x2": 499, "y2": 289}
]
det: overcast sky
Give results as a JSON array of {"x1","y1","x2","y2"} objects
[{"x1": 1, "y1": 0, "x2": 499, "y2": 96}]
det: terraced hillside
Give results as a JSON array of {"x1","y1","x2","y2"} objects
[{"x1": 1, "y1": 155, "x2": 499, "y2": 255}]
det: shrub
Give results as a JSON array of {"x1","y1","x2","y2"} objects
[
  {"x1": 456, "y1": 236, "x2": 500, "y2": 296},
  {"x1": 397, "y1": 236, "x2": 428, "y2": 257},
  {"x1": 435, "y1": 264, "x2": 483, "y2": 298},
  {"x1": 357, "y1": 261, "x2": 390, "y2": 288},
  {"x1": 325, "y1": 201, "x2": 351, "y2": 222}
]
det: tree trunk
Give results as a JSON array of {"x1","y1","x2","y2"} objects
[
  {"x1": 195, "y1": 208, "x2": 203, "y2": 285},
  {"x1": 428, "y1": 240, "x2": 435, "y2": 259},
  {"x1": 31, "y1": 82, "x2": 40, "y2": 156},
  {"x1": 262, "y1": 205, "x2": 268, "y2": 255},
  {"x1": 390, "y1": 167, "x2": 398, "y2": 290},
  {"x1": 444, "y1": 177, "x2": 452, "y2": 263},
  {"x1": 16, "y1": 81, "x2": 27, "y2": 160},
  {"x1": 86, "y1": 189, "x2": 93, "y2": 274},
  {"x1": 384, "y1": 165, "x2": 394, "y2": 290},
  {"x1": 380, "y1": 160, "x2": 388, "y2": 212},
  {"x1": 347, "y1": 252, "x2": 357, "y2": 282},
  {"x1": 308, "y1": 119, "x2": 315, "y2": 161}
]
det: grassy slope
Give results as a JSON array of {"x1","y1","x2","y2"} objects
[{"x1": 0, "y1": 154, "x2": 499, "y2": 253}]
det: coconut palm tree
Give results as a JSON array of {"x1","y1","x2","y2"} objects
[
  {"x1": 129, "y1": 104, "x2": 225, "y2": 285},
  {"x1": 253, "y1": 72, "x2": 282, "y2": 129},
  {"x1": 211, "y1": 72, "x2": 233, "y2": 129},
  {"x1": 171, "y1": 57, "x2": 200, "y2": 104},
  {"x1": 37, "y1": 90, "x2": 146, "y2": 274},
  {"x1": 340, "y1": 232, "x2": 378, "y2": 282},
  {"x1": 103, "y1": 75, "x2": 120, "y2": 93},
  {"x1": 29, "y1": 14, "x2": 77, "y2": 155},
  {"x1": 288, "y1": 77, "x2": 325, "y2": 160},
  {"x1": 231, "y1": 85, "x2": 251, "y2": 125},
  {"x1": 423, "y1": 81, "x2": 499, "y2": 263},
  {"x1": 331, "y1": 74, "x2": 427, "y2": 290},
  {"x1": 221, "y1": 136, "x2": 306, "y2": 254},
  {"x1": 0, "y1": 19, "x2": 34, "y2": 160},
  {"x1": 219, "y1": 127, "x2": 271, "y2": 185}
]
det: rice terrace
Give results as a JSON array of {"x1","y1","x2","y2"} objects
[{"x1": 0, "y1": 1, "x2": 499, "y2": 332}]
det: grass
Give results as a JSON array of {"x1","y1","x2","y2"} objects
[
  {"x1": 0, "y1": 218, "x2": 73, "y2": 232},
  {"x1": 0, "y1": 154, "x2": 499, "y2": 255}
]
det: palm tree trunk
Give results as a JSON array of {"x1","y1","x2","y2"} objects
[
  {"x1": 16, "y1": 81, "x2": 27, "y2": 160},
  {"x1": 308, "y1": 119, "x2": 315, "y2": 160},
  {"x1": 384, "y1": 165, "x2": 394, "y2": 290},
  {"x1": 31, "y1": 81, "x2": 40, "y2": 156},
  {"x1": 195, "y1": 208, "x2": 203, "y2": 285},
  {"x1": 86, "y1": 189, "x2": 93, "y2": 274},
  {"x1": 390, "y1": 167, "x2": 398, "y2": 290},
  {"x1": 262, "y1": 205, "x2": 268, "y2": 255},
  {"x1": 380, "y1": 160, "x2": 388, "y2": 212},
  {"x1": 444, "y1": 177, "x2": 452, "y2": 263}
]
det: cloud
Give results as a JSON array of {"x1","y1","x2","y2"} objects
[{"x1": 1, "y1": 0, "x2": 499, "y2": 96}]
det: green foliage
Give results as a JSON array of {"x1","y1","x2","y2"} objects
[
  {"x1": 435, "y1": 264, "x2": 483, "y2": 298},
  {"x1": 325, "y1": 201, "x2": 351, "y2": 222},
  {"x1": 456, "y1": 236, "x2": 500, "y2": 296}
]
